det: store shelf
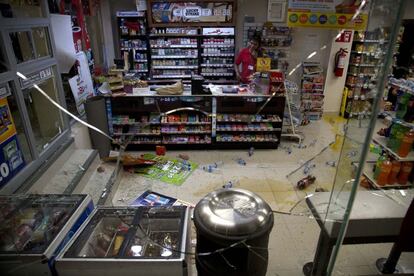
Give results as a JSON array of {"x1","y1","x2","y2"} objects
[
  {"x1": 120, "y1": 34, "x2": 146, "y2": 38},
  {"x1": 152, "y1": 55, "x2": 198, "y2": 59},
  {"x1": 120, "y1": 47, "x2": 147, "y2": 51},
  {"x1": 353, "y1": 39, "x2": 389, "y2": 43},
  {"x1": 134, "y1": 59, "x2": 147, "y2": 62},
  {"x1": 347, "y1": 72, "x2": 377, "y2": 77},
  {"x1": 149, "y1": 34, "x2": 200, "y2": 37},
  {"x1": 384, "y1": 112, "x2": 414, "y2": 129},
  {"x1": 113, "y1": 132, "x2": 161, "y2": 136},
  {"x1": 262, "y1": 46, "x2": 291, "y2": 49},
  {"x1": 349, "y1": 63, "x2": 381, "y2": 67},
  {"x1": 216, "y1": 139, "x2": 279, "y2": 143},
  {"x1": 123, "y1": 141, "x2": 162, "y2": 145},
  {"x1": 161, "y1": 122, "x2": 211, "y2": 125},
  {"x1": 372, "y1": 135, "x2": 414, "y2": 161},
  {"x1": 351, "y1": 50, "x2": 379, "y2": 55},
  {"x1": 162, "y1": 131, "x2": 211, "y2": 134},
  {"x1": 163, "y1": 141, "x2": 212, "y2": 145},
  {"x1": 388, "y1": 80, "x2": 414, "y2": 95},
  {"x1": 216, "y1": 128, "x2": 282, "y2": 132},
  {"x1": 202, "y1": 53, "x2": 234, "y2": 57},
  {"x1": 217, "y1": 120, "x2": 282, "y2": 123},
  {"x1": 112, "y1": 122, "x2": 160, "y2": 125},
  {"x1": 362, "y1": 161, "x2": 412, "y2": 189},
  {"x1": 201, "y1": 73, "x2": 233, "y2": 77},
  {"x1": 151, "y1": 45, "x2": 197, "y2": 48},
  {"x1": 152, "y1": 65, "x2": 198, "y2": 69},
  {"x1": 152, "y1": 75, "x2": 192, "y2": 79},
  {"x1": 201, "y1": 64, "x2": 233, "y2": 67},
  {"x1": 201, "y1": 44, "x2": 234, "y2": 48},
  {"x1": 130, "y1": 69, "x2": 148, "y2": 73}
]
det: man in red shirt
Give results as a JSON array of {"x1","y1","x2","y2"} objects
[{"x1": 234, "y1": 38, "x2": 259, "y2": 84}]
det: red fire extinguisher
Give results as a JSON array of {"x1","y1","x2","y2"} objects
[{"x1": 334, "y1": 48, "x2": 348, "y2": 77}]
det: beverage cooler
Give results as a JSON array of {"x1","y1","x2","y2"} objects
[
  {"x1": 0, "y1": 194, "x2": 94, "y2": 276},
  {"x1": 55, "y1": 206, "x2": 191, "y2": 276}
]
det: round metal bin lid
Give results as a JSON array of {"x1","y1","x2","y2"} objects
[{"x1": 194, "y1": 188, "x2": 273, "y2": 236}]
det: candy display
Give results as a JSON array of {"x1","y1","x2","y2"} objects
[
  {"x1": 216, "y1": 123, "x2": 274, "y2": 131},
  {"x1": 162, "y1": 125, "x2": 211, "y2": 133},
  {"x1": 216, "y1": 114, "x2": 281, "y2": 122},
  {"x1": 163, "y1": 135, "x2": 212, "y2": 144},
  {"x1": 216, "y1": 133, "x2": 278, "y2": 142},
  {"x1": 162, "y1": 114, "x2": 210, "y2": 124}
]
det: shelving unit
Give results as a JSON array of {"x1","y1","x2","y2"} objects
[
  {"x1": 200, "y1": 27, "x2": 235, "y2": 80},
  {"x1": 149, "y1": 27, "x2": 199, "y2": 80},
  {"x1": 300, "y1": 62, "x2": 325, "y2": 121},
  {"x1": 107, "y1": 94, "x2": 285, "y2": 149},
  {"x1": 343, "y1": 28, "x2": 390, "y2": 118},
  {"x1": 361, "y1": 79, "x2": 414, "y2": 189},
  {"x1": 244, "y1": 24, "x2": 292, "y2": 73},
  {"x1": 116, "y1": 11, "x2": 149, "y2": 77}
]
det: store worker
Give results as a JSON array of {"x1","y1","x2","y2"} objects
[{"x1": 235, "y1": 38, "x2": 260, "y2": 84}]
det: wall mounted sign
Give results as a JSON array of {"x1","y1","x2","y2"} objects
[
  {"x1": 335, "y1": 30, "x2": 353, "y2": 42},
  {"x1": 267, "y1": 0, "x2": 287, "y2": 22},
  {"x1": 0, "y1": 84, "x2": 11, "y2": 99},
  {"x1": 287, "y1": 0, "x2": 368, "y2": 30},
  {"x1": 148, "y1": 1, "x2": 235, "y2": 26},
  {"x1": 19, "y1": 67, "x2": 53, "y2": 89}
]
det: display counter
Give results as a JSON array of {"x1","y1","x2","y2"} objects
[
  {"x1": 104, "y1": 89, "x2": 285, "y2": 150},
  {"x1": 55, "y1": 206, "x2": 191, "y2": 276},
  {"x1": 0, "y1": 194, "x2": 94, "y2": 276}
]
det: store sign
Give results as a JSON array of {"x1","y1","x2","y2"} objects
[
  {"x1": 68, "y1": 52, "x2": 94, "y2": 115},
  {"x1": 0, "y1": 84, "x2": 11, "y2": 99},
  {"x1": 151, "y1": 2, "x2": 233, "y2": 24},
  {"x1": 19, "y1": 68, "x2": 53, "y2": 89},
  {"x1": 335, "y1": 30, "x2": 353, "y2": 42},
  {"x1": 256, "y1": 58, "x2": 272, "y2": 72},
  {"x1": 287, "y1": 0, "x2": 368, "y2": 30},
  {"x1": 0, "y1": 98, "x2": 25, "y2": 188}
]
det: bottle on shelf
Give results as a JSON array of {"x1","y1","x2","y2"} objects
[
  {"x1": 387, "y1": 160, "x2": 401, "y2": 185},
  {"x1": 373, "y1": 153, "x2": 387, "y2": 179},
  {"x1": 376, "y1": 159, "x2": 392, "y2": 186},
  {"x1": 395, "y1": 93, "x2": 411, "y2": 119},
  {"x1": 398, "y1": 130, "x2": 414, "y2": 157},
  {"x1": 397, "y1": 162, "x2": 413, "y2": 185}
]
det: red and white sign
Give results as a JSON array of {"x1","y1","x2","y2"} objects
[{"x1": 335, "y1": 30, "x2": 353, "y2": 43}]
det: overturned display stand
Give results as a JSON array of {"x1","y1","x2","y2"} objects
[
  {"x1": 0, "y1": 194, "x2": 94, "y2": 275},
  {"x1": 55, "y1": 206, "x2": 191, "y2": 276}
]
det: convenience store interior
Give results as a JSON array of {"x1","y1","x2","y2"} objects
[{"x1": 1, "y1": 0, "x2": 414, "y2": 276}]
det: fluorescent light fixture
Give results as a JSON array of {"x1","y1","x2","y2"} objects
[{"x1": 306, "y1": 51, "x2": 317, "y2": 59}]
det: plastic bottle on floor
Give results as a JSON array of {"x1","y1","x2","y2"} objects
[
  {"x1": 376, "y1": 160, "x2": 392, "y2": 186},
  {"x1": 397, "y1": 162, "x2": 413, "y2": 185},
  {"x1": 387, "y1": 160, "x2": 401, "y2": 185}
]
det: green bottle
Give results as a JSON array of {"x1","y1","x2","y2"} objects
[{"x1": 396, "y1": 93, "x2": 411, "y2": 119}]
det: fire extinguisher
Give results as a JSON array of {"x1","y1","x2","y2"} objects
[{"x1": 334, "y1": 48, "x2": 348, "y2": 77}]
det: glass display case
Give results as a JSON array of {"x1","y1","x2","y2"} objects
[
  {"x1": 0, "y1": 194, "x2": 94, "y2": 275},
  {"x1": 56, "y1": 206, "x2": 191, "y2": 276}
]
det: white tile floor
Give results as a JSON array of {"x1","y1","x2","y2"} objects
[{"x1": 110, "y1": 116, "x2": 414, "y2": 275}]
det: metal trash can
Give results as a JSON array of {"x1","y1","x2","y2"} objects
[{"x1": 194, "y1": 188, "x2": 274, "y2": 276}]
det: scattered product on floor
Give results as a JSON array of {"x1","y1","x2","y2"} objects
[
  {"x1": 130, "y1": 190, "x2": 177, "y2": 206},
  {"x1": 178, "y1": 153, "x2": 190, "y2": 160},
  {"x1": 297, "y1": 175, "x2": 316, "y2": 190},
  {"x1": 156, "y1": 145, "x2": 166, "y2": 155},
  {"x1": 97, "y1": 166, "x2": 105, "y2": 173},
  {"x1": 236, "y1": 158, "x2": 247, "y2": 166},
  {"x1": 134, "y1": 153, "x2": 198, "y2": 185},
  {"x1": 103, "y1": 154, "x2": 156, "y2": 167},
  {"x1": 326, "y1": 161, "x2": 337, "y2": 167},
  {"x1": 248, "y1": 147, "x2": 254, "y2": 157},
  {"x1": 202, "y1": 161, "x2": 223, "y2": 173}
]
